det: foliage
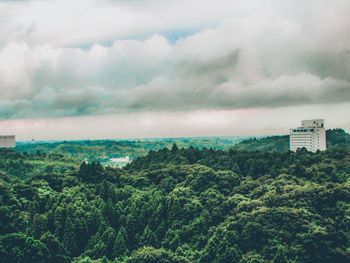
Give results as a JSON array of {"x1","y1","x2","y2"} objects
[
  {"x1": 0, "y1": 135, "x2": 350, "y2": 262},
  {"x1": 15, "y1": 137, "x2": 249, "y2": 163},
  {"x1": 233, "y1": 129, "x2": 350, "y2": 152}
]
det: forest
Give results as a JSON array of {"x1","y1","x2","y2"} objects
[
  {"x1": 15, "y1": 136, "x2": 249, "y2": 162},
  {"x1": 0, "y1": 129, "x2": 349, "y2": 262}
]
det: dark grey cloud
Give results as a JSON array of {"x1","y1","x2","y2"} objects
[{"x1": 0, "y1": 0, "x2": 350, "y2": 119}]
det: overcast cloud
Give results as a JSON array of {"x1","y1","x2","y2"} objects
[{"x1": 0, "y1": 0, "x2": 349, "y2": 138}]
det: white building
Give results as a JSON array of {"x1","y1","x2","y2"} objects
[
  {"x1": 0, "y1": 135, "x2": 16, "y2": 148},
  {"x1": 290, "y1": 119, "x2": 326, "y2": 152},
  {"x1": 110, "y1": 156, "x2": 130, "y2": 163}
]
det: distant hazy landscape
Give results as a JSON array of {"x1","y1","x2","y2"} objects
[
  {"x1": 15, "y1": 136, "x2": 255, "y2": 167},
  {"x1": 14, "y1": 128, "x2": 350, "y2": 164}
]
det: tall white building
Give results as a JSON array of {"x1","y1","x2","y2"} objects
[
  {"x1": 290, "y1": 119, "x2": 326, "y2": 152},
  {"x1": 0, "y1": 135, "x2": 16, "y2": 148}
]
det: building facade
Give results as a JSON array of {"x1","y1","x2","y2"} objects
[
  {"x1": 0, "y1": 135, "x2": 16, "y2": 148},
  {"x1": 290, "y1": 119, "x2": 326, "y2": 152}
]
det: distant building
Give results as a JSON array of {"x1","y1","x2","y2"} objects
[
  {"x1": 110, "y1": 156, "x2": 130, "y2": 163},
  {"x1": 0, "y1": 135, "x2": 16, "y2": 148},
  {"x1": 289, "y1": 119, "x2": 326, "y2": 152}
]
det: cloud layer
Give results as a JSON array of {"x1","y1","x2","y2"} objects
[{"x1": 0, "y1": 0, "x2": 349, "y2": 138}]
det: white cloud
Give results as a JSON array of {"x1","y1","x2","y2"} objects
[
  {"x1": 1, "y1": 7, "x2": 350, "y2": 118},
  {"x1": 0, "y1": 0, "x2": 349, "y2": 137},
  {"x1": 0, "y1": 0, "x2": 243, "y2": 46}
]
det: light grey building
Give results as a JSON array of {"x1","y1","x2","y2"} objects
[
  {"x1": 0, "y1": 135, "x2": 16, "y2": 148},
  {"x1": 290, "y1": 119, "x2": 326, "y2": 152}
]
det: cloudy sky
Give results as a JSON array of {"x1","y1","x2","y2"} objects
[{"x1": 0, "y1": 0, "x2": 349, "y2": 140}]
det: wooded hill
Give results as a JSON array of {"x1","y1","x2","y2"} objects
[
  {"x1": 0, "y1": 129, "x2": 349, "y2": 262},
  {"x1": 233, "y1": 129, "x2": 350, "y2": 152}
]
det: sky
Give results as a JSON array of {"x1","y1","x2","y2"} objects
[{"x1": 0, "y1": 0, "x2": 349, "y2": 140}]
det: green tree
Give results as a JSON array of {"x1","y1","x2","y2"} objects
[
  {"x1": 113, "y1": 229, "x2": 129, "y2": 258},
  {"x1": 273, "y1": 246, "x2": 290, "y2": 263},
  {"x1": 140, "y1": 226, "x2": 158, "y2": 247},
  {"x1": 40, "y1": 231, "x2": 70, "y2": 263},
  {"x1": 0, "y1": 233, "x2": 50, "y2": 263},
  {"x1": 200, "y1": 230, "x2": 242, "y2": 263},
  {"x1": 126, "y1": 246, "x2": 187, "y2": 263},
  {"x1": 63, "y1": 217, "x2": 78, "y2": 257}
]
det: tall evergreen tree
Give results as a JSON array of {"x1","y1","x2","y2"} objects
[
  {"x1": 113, "y1": 229, "x2": 129, "y2": 258},
  {"x1": 140, "y1": 226, "x2": 158, "y2": 248},
  {"x1": 63, "y1": 217, "x2": 78, "y2": 257}
]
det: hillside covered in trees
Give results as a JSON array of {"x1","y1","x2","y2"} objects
[
  {"x1": 16, "y1": 136, "x2": 249, "y2": 162},
  {"x1": 0, "y1": 131, "x2": 350, "y2": 262},
  {"x1": 233, "y1": 129, "x2": 350, "y2": 152}
]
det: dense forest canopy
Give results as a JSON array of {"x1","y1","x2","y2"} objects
[
  {"x1": 0, "y1": 129, "x2": 349, "y2": 262},
  {"x1": 233, "y1": 129, "x2": 350, "y2": 152},
  {"x1": 15, "y1": 136, "x2": 250, "y2": 162},
  {"x1": 14, "y1": 129, "x2": 350, "y2": 162}
]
